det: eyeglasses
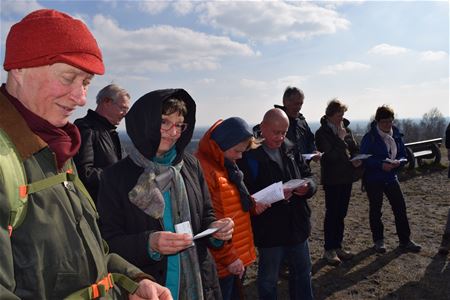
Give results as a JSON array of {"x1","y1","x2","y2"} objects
[
  {"x1": 112, "y1": 102, "x2": 129, "y2": 114},
  {"x1": 160, "y1": 119, "x2": 188, "y2": 133}
]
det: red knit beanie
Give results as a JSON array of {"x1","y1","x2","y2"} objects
[{"x1": 4, "y1": 9, "x2": 104, "y2": 75}]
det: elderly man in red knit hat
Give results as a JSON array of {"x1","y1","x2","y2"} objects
[{"x1": 0, "y1": 9, "x2": 171, "y2": 300}]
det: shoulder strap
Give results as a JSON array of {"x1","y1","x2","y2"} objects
[
  {"x1": 0, "y1": 129, "x2": 28, "y2": 234},
  {"x1": 25, "y1": 167, "x2": 97, "y2": 214},
  {"x1": 64, "y1": 273, "x2": 138, "y2": 300},
  {"x1": 0, "y1": 128, "x2": 97, "y2": 236}
]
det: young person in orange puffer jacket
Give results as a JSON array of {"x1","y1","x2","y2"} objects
[{"x1": 196, "y1": 117, "x2": 265, "y2": 300}]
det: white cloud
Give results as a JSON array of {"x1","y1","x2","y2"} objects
[
  {"x1": 400, "y1": 77, "x2": 449, "y2": 89},
  {"x1": 276, "y1": 76, "x2": 309, "y2": 89},
  {"x1": 319, "y1": 61, "x2": 371, "y2": 75},
  {"x1": 420, "y1": 50, "x2": 448, "y2": 61},
  {"x1": 0, "y1": 0, "x2": 44, "y2": 53},
  {"x1": 368, "y1": 43, "x2": 409, "y2": 55},
  {"x1": 239, "y1": 75, "x2": 308, "y2": 91},
  {"x1": 364, "y1": 87, "x2": 383, "y2": 93},
  {"x1": 323, "y1": 1, "x2": 365, "y2": 10},
  {"x1": 196, "y1": 1, "x2": 350, "y2": 43},
  {"x1": 198, "y1": 78, "x2": 216, "y2": 84},
  {"x1": 358, "y1": 77, "x2": 449, "y2": 119},
  {"x1": 138, "y1": 1, "x2": 170, "y2": 15},
  {"x1": 91, "y1": 15, "x2": 256, "y2": 74},
  {"x1": 240, "y1": 78, "x2": 267, "y2": 89},
  {"x1": 172, "y1": 1, "x2": 194, "y2": 15},
  {"x1": 0, "y1": 0, "x2": 43, "y2": 16}
]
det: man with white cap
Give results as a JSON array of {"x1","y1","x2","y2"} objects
[{"x1": 0, "y1": 8, "x2": 171, "y2": 299}]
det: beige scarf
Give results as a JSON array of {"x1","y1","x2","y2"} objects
[{"x1": 377, "y1": 126, "x2": 397, "y2": 159}]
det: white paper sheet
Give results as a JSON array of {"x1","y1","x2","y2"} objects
[
  {"x1": 302, "y1": 153, "x2": 321, "y2": 160},
  {"x1": 350, "y1": 154, "x2": 372, "y2": 161},
  {"x1": 383, "y1": 158, "x2": 408, "y2": 164},
  {"x1": 282, "y1": 179, "x2": 307, "y2": 190},
  {"x1": 193, "y1": 227, "x2": 219, "y2": 240},
  {"x1": 252, "y1": 181, "x2": 284, "y2": 205},
  {"x1": 174, "y1": 221, "x2": 196, "y2": 245},
  {"x1": 174, "y1": 221, "x2": 193, "y2": 235},
  {"x1": 175, "y1": 221, "x2": 220, "y2": 240}
]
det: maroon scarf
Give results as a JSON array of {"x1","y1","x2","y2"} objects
[{"x1": 1, "y1": 85, "x2": 81, "y2": 170}]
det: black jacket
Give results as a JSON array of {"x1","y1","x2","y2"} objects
[
  {"x1": 274, "y1": 104, "x2": 316, "y2": 154},
  {"x1": 445, "y1": 123, "x2": 450, "y2": 149},
  {"x1": 97, "y1": 89, "x2": 221, "y2": 299},
  {"x1": 237, "y1": 141, "x2": 317, "y2": 248},
  {"x1": 315, "y1": 117, "x2": 360, "y2": 185},
  {"x1": 74, "y1": 109, "x2": 122, "y2": 203}
]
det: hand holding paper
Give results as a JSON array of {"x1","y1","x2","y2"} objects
[
  {"x1": 302, "y1": 152, "x2": 322, "y2": 161},
  {"x1": 293, "y1": 182, "x2": 309, "y2": 197},
  {"x1": 350, "y1": 154, "x2": 372, "y2": 161},
  {"x1": 283, "y1": 179, "x2": 308, "y2": 198},
  {"x1": 252, "y1": 179, "x2": 308, "y2": 204},
  {"x1": 193, "y1": 227, "x2": 219, "y2": 240},
  {"x1": 253, "y1": 202, "x2": 271, "y2": 215},
  {"x1": 381, "y1": 158, "x2": 405, "y2": 171},
  {"x1": 383, "y1": 158, "x2": 407, "y2": 164},
  {"x1": 149, "y1": 229, "x2": 193, "y2": 254},
  {"x1": 210, "y1": 218, "x2": 234, "y2": 241},
  {"x1": 283, "y1": 179, "x2": 307, "y2": 190},
  {"x1": 252, "y1": 181, "x2": 284, "y2": 205}
]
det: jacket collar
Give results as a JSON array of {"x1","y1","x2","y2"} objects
[
  {"x1": 319, "y1": 115, "x2": 350, "y2": 127},
  {"x1": 370, "y1": 120, "x2": 403, "y2": 139},
  {"x1": 197, "y1": 120, "x2": 225, "y2": 169},
  {"x1": 273, "y1": 104, "x2": 305, "y2": 121},
  {"x1": 0, "y1": 88, "x2": 47, "y2": 161},
  {"x1": 85, "y1": 109, "x2": 116, "y2": 130}
]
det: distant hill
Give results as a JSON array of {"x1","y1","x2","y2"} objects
[
  {"x1": 119, "y1": 117, "x2": 448, "y2": 155},
  {"x1": 119, "y1": 128, "x2": 208, "y2": 154},
  {"x1": 118, "y1": 121, "x2": 372, "y2": 155}
]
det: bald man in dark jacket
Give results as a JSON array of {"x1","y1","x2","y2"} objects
[{"x1": 238, "y1": 108, "x2": 316, "y2": 300}]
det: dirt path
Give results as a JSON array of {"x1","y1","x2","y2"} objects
[{"x1": 243, "y1": 162, "x2": 450, "y2": 299}]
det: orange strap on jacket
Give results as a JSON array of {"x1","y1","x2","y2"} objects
[
  {"x1": 18, "y1": 185, "x2": 27, "y2": 198},
  {"x1": 91, "y1": 273, "x2": 114, "y2": 299},
  {"x1": 65, "y1": 272, "x2": 138, "y2": 299}
]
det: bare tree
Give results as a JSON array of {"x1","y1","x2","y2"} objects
[
  {"x1": 397, "y1": 119, "x2": 420, "y2": 143},
  {"x1": 419, "y1": 108, "x2": 447, "y2": 140},
  {"x1": 365, "y1": 116, "x2": 375, "y2": 134}
]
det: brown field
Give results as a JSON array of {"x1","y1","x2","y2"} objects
[{"x1": 243, "y1": 150, "x2": 450, "y2": 300}]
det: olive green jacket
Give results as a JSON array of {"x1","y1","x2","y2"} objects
[{"x1": 0, "y1": 92, "x2": 145, "y2": 299}]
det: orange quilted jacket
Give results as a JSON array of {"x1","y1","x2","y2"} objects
[{"x1": 196, "y1": 120, "x2": 256, "y2": 278}]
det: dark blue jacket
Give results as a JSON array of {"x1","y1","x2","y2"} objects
[{"x1": 360, "y1": 121, "x2": 407, "y2": 184}]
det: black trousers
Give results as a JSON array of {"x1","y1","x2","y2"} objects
[
  {"x1": 365, "y1": 180, "x2": 411, "y2": 244},
  {"x1": 323, "y1": 183, "x2": 352, "y2": 250}
]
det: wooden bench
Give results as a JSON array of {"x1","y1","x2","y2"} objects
[{"x1": 404, "y1": 138, "x2": 442, "y2": 169}]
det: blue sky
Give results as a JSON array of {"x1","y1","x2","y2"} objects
[{"x1": 1, "y1": 0, "x2": 448, "y2": 129}]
